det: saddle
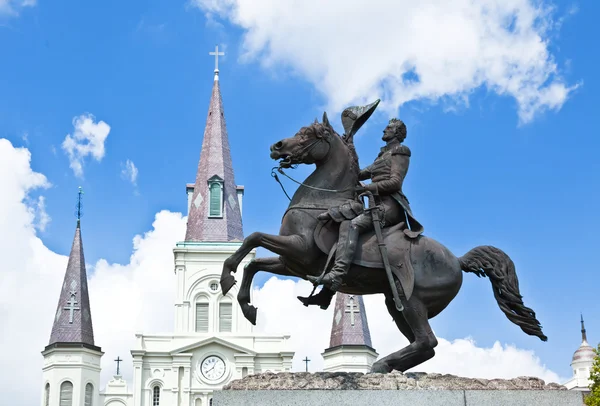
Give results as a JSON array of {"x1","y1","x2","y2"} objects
[{"x1": 314, "y1": 219, "x2": 416, "y2": 300}]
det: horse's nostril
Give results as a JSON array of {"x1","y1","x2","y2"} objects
[{"x1": 274, "y1": 141, "x2": 283, "y2": 150}]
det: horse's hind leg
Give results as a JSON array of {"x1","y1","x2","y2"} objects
[
  {"x1": 371, "y1": 293, "x2": 438, "y2": 373},
  {"x1": 237, "y1": 256, "x2": 294, "y2": 325},
  {"x1": 384, "y1": 295, "x2": 415, "y2": 343}
]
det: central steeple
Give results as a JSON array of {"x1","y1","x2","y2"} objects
[{"x1": 185, "y1": 47, "x2": 244, "y2": 242}]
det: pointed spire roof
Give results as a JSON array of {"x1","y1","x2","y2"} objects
[
  {"x1": 327, "y1": 293, "x2": 374, "y2": 349},
  {"x1": 185, "y1": 57, "x2": 244, "y2": 242},
  {"x1": 47, "y1": 219, "x2": 98, "y2": 350}
]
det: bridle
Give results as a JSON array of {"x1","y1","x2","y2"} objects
[{"x1": 270, "y1": 130, "x2": 352, "y2": 201}]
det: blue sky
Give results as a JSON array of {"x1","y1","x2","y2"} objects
[{"x1": 1, "y1": 0, "x2": 598, "y2": 383}]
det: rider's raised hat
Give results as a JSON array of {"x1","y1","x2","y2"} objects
[{"x1": 341, "y1": 99, "x2": 381, "y2": 140}]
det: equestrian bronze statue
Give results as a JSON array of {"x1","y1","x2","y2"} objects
[{"x1": 220, "y1": 100, "x2": 547, "y2": 374}]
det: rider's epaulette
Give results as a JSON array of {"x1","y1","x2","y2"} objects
[{"x1": 391, "y1": 144, "x2": 411, "y2": 157}]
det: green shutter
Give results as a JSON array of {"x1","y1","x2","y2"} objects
[{"x1": 209, "y1": 183, "x2": 221, "y2": 216}]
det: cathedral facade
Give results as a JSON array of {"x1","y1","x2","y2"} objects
[{"x1": 41, "y1": 61, "x2": 293, "y2": 406}]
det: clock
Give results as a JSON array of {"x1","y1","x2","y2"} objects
[{"x1": 200, "y1": 355, "x2": 226, "y2": 381}]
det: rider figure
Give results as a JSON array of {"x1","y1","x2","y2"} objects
[{"x1": 307, "y1": 118, "x2": 424, "y2": 292}]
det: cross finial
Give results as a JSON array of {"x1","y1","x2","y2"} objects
[
  {"x1": 76, "y1": 186, "x2": 84, "y2": 227},
  {"x1": 115, "y1": 356, "x2": 123, "y2": 375},
  {"x1": 209, "y1": 45, "x2": 225, "y2": 81},
  {"x1": 302, "y1": 356, "x2": 311, "y2": 372},
  {"x1": 345, "y1": 295, "x2": 359, "y2": 326}
]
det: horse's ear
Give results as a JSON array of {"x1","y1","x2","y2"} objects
[{"x1": 322, "y1": 111, "x2": 331, "y2": 128}]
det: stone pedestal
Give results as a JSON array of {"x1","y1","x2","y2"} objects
[{"x1": 212, "y1": 372, "x2": 584, "y2": 406}]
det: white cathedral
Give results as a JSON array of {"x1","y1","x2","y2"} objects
[{"x1": 40, "y1": 52, "x2": 378, "y2": 406}]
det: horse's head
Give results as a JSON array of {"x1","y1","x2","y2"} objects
[{"x1": 270, "y1": 113, "x2": 339, "y2": 169}]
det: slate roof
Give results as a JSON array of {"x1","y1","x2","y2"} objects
[
  {"x1": 185, "y1": 70, "x2": 244, "y2": 242},
  {"x1": 327, "y1": 293, "x2": 374, "y2": 349},
  {"x1": 47, "y1": 221, "x2": 98, "y2": 350}
]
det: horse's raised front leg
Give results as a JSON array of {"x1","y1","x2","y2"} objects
[
  {"x1": 221, "y1": 232, "x2": 306, "y2": 295},
  {"x1": 237, "y1": 256, "x2": 294, "y2": 325}
]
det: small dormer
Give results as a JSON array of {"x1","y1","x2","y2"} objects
[{"x1": 207, "y1": 175, "x2": 224, "y2": 218}]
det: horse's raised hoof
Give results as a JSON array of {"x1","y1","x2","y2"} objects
[
  {"x1": 241, "y1": 304, "x2": 258, "y2": 325},
  {"x1": 370, "y1": 361, "x2": 392, "y2": 374},
  {"x1": 223, "y1": 257, "x2": 238, "y2": 276},
  {"x1": 220, "y1": 275, "x2": 236, "y2": 295}
]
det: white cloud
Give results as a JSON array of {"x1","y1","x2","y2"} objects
[
  {"x1": 62, "y1": 114, "x2": 110, "y2": 178},
  {"x1": 121, "y1": 159, "x2": 139, "y2": 186},
  {"x1": 0, "y1": 0, "x2": 35, "y2": 16},
  {"x1": 191, "y1": 0, "x2": 578, "y2": 124},
  {"x1": 0, "y1": 139, "x2": 562, "y2": 404},
  {"x1": 31, "y1": 195, "x2": 51, "y2": 231}
]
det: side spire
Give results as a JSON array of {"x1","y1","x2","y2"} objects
[
  {"x1": 185, "y1": 46, "x2": 244, "y2": 242},
  {"x1": 581, "y1": 313, "x2": 588, "y2": 344},
  {"x1": 328, "y1": 294, "x2": 373, "y2": 348},
  {"x1": 322, "y1": 293, "x2": 378, "y2": 372},
  {"x1": 47, "y1": 188, "x2": 97, "y2": 350}
]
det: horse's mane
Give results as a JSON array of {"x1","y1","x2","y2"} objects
[{"x1": 303, "y1": 122, "x2": 360, "y2": 177}]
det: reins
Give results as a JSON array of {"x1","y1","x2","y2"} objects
[{"x1": 271, "y1": 166, "x2": 351, "y2": 202}]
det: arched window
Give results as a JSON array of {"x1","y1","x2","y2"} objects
[
  {"x1": 195, "y1": 399, "x2": 202, "y2": 406},
  {"x1": 209, "y1": 399, "x2": 213, "y2": 406},
  {"x1": 153, "y1": 385, "x2": 160, "y2": 406},
  {"x1": 84, "y1": 383, "x2": 93, "y2": 406},
  {"x1": 59, "y1": 381, "x2": 73, "y2": 406},
  {"x1": 208, "y1": 181, "x2": 223, "y2": 217},
  {"x1": 44, "y1": 383, "x2": 50, "y2": 406}
]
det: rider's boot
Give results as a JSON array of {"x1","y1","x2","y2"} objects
[
  {"x1": 307, "y1": 225, "x2": 359, "y2": 291},
  {"x1": 297, "y1": 287, "x2": 335, "y2": 310}
]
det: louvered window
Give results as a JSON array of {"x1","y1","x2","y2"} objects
[
  {"x1": 209, "y1": 182, "x2": 222, "y2": 217},
  {"x1": 84, "y1": 383, "x2": 93, "y2": 406},
  {"x1": 153, "y1": 386, "x2": 160, "y2": 406},
  {"x1": 59, "y1": 381, "x2": 73, "y2": 406},
  {"x1": 44, "y1": 384, "x2": 50, "y2": 406},
  {"x1": 219, "y1": 302, "x2": 232, "y2": 332},
  {"x1": 196, "y1": 302, "x2": 209, "y2": 332}
]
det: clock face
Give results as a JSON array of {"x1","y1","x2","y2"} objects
[{"x1": 201, "y1": 355, "x2": 226, "y2": 381}]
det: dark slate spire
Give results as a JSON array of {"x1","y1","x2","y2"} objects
[
  {"x1": 328, "y1": 293, "x2": 373, "y2": 349},
  {"x1": 47, "y1": 190, "x2": 97, "y2": 349},
  {"x1": 185, "y1": 50, "x2": 244, "y2": 242},
  {"x1": 581, "y1": 314, "x2": 588, "y2": 344}
]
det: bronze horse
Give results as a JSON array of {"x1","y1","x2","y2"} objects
[{"x1": 220, "y1": 113, "x2": 546, "y2": 373}]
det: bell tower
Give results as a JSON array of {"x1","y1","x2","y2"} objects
[
  {"x1": 41, "y1": 188, "x2": 103, "y2": 406},
  {"x1": 173, "y1": 46, "x2": 251, "y2": 336}
]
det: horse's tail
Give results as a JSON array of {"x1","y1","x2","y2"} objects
[{"x1": 459, "y1": 245, "x2": 548, "y2": 342}]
